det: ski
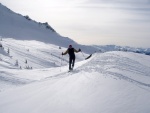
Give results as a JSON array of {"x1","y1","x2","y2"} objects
[{"x1": 85, "y1": 54, "x2": 92, "y2": 60}]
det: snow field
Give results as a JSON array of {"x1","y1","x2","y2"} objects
[{"x1": 0, "y1": 51, "x2": 150, "y2": 113}]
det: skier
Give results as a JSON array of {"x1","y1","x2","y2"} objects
[{"x1": 62, "y1": 45, "x2": 81, "y2": 71}]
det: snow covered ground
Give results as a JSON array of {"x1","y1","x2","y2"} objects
[
  {"x1": 0, "y1": 50, "x2": 150, "y2": 113},
  {"x1": 0, "y1": 38, "x2": 86, "y2": 69}
]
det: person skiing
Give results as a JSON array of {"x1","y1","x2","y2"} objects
[{"x1": 62, "y1": 45, "x2": 81, "y2": 71}]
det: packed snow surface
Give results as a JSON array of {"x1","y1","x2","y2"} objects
[{"x1": 0, "y1": 50, "x2": 150, "y2": 113}]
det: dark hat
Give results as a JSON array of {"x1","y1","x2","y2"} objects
[{"x1": 69, "y1": 45, "x2": 72, "y2": 48}]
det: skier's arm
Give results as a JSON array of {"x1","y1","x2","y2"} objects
[
  {"x1": 62, "y1": 49, "x2": 68, "y2": 55},
  {"x1": 74, "y1": 48, "x2": 81, "y2": 53}
]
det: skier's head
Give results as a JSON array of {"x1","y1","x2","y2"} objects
[{"x1": 69, "y1": 45, "x2": 72, "y2": 48}]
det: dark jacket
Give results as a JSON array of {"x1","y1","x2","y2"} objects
[{"x1": 63, "y1": 48, "x2": 80, "y2": 58}]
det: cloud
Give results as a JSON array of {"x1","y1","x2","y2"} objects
[
  {"x1": 77, "y1": 0, "x2": 150, "y2": 23},
  {"x1": 82, "y1": 0, "x2": 150, "y2": 10}
]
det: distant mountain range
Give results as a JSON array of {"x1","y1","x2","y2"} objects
[{"x1": 94, "y1": 45, "x2": 150, "y2": 55}]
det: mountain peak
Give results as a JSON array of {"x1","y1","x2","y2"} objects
[{"x1": 0, "y1": 3, "x2": 73, "y2": 47}]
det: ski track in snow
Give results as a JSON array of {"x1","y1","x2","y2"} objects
[
  {"x1": 1, "y1": 51, "x2": 150, "y2": 93},
  {"x1": 0, "y1": 70, "x2": 34, "y2": 92},
  {"x1": 0, "y1": 71, "x2": 32, "y2": 84},
  {"x1": 1, "y1": 39, "x2": 84, "y2": 69},
  {"x1": 78, "y1": 52, "x2": 150, "y2": 89},
  {"x1": 39, "y1": 52, "x2": 150, "y2": 91}
]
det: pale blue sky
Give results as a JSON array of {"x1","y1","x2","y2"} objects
[{"x1": 1, "y1": 0, "x2": 150, "y2": 48}]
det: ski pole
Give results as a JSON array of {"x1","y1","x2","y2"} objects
[
  {"x1": 60, "y1": 55, "x2": 63, "y2": 72},
  {"x1": 81, "y1": 51, "x2": 85, "y2": 58}
]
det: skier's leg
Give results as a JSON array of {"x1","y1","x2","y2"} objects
[
  {"x1": 69, "y1": 57, "x2": 72, "y2": 70},
  {"x1": 72, "y1": 57, "x2": 75, "y2": 69}
]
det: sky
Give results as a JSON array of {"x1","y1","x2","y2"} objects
[{"x1": 0, "y1": 0, "x2": 150, "y2": 48}]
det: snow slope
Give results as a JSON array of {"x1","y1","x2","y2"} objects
[
  {"x1": 0, "y1": 38, "x2": 88, "y2": 91},
  {"x1": 0, "y1": 51, "x2": 150, "y2": 113},
  {"x1": 0, "y1": 3, "x2": 97, "y2": 54},
  {"x1": 0, "y1": 38, "x2": 90, "y2": 69}
]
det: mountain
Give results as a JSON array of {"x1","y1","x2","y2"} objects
[
  {"x1": 0, "y1": 3, "x2": 97, "y2": 70},
  {"x1": 94, "y1": 45, "x2": 150, "y2": 55},
  {"x1": 0, "y1": 3, "x2": 97, "y2": 54}
]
